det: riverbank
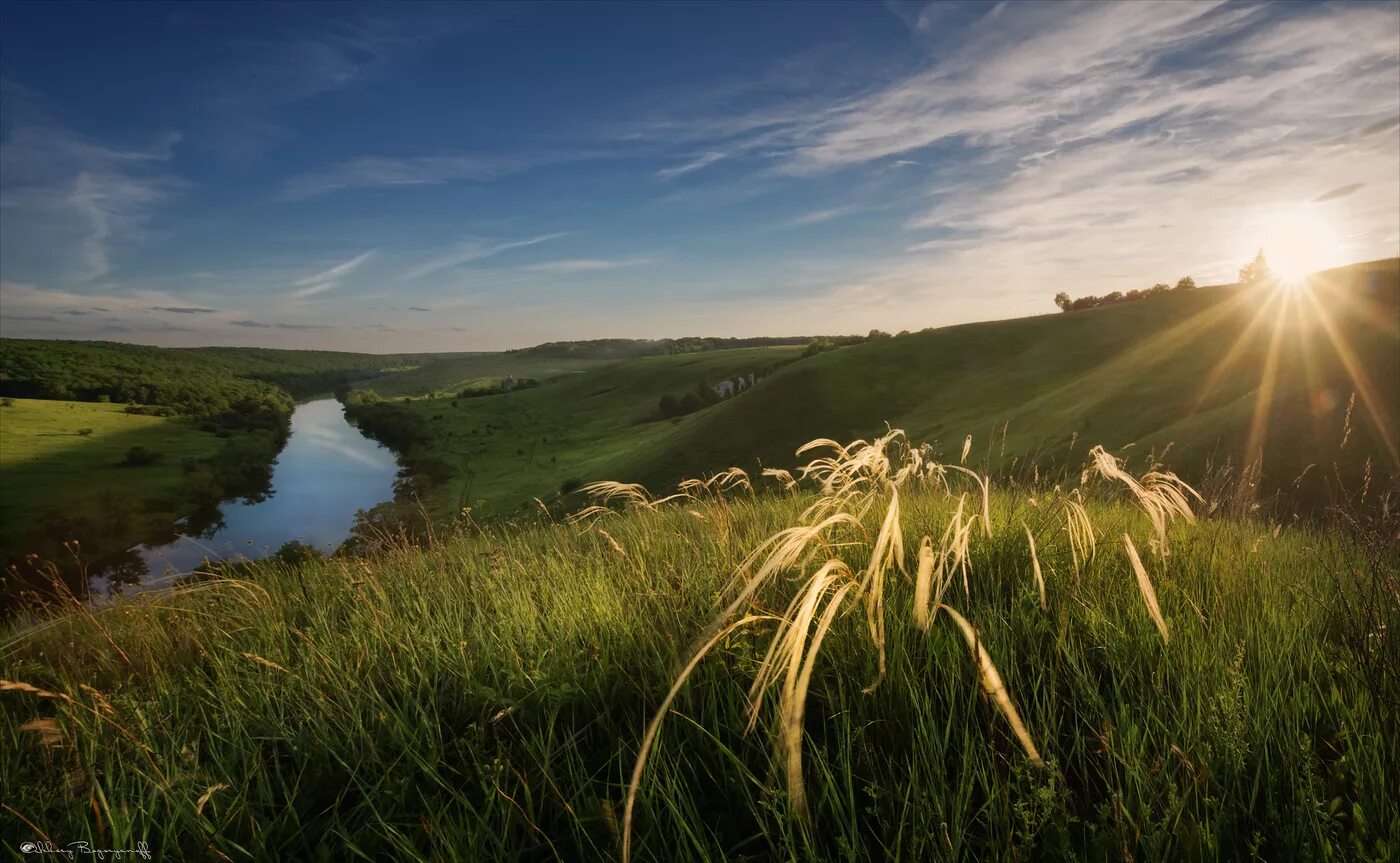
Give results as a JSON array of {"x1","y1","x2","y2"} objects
[{"x1": 1, "y1": 398, "x2": 400, "y2": 609}]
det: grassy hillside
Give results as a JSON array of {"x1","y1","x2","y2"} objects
[
  {"x1": 350, "y1": 261, "x2": 1398, "y2": 525},
  {"x1": 0, "y1": 399, "x2": 222, "y2": 552},
  {"x1": 361, "y1": 352, "x2": 613, "y2": 398},
  {"x1": 607, "y1": 260, "x2": 1399, "y2": 508},
  {"x1": 2, "y1": 434, "x2": 1394, "y2": 860},
  {"x1": 353, "y1": 346, "x2": 804, "y2": 517}
]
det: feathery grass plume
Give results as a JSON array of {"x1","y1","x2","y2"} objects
[
  {"x1": 1060, "y1": 488, "x2": 1096, "y2": 577},
  {"x1": 939, "y1": 605, "x2": 1043, "y2": 766},
  {"x1": 20, "y1": 717, "x2": 64, "y2": 749},
  {"x1": 711, "y1": 467, "x2": 753, "y2": 494},
  {"x1": 1024, "y1": 523, "x2": 1046, "y2": 610},
  {"x1": 943, "y1": 494, "x2": 977, "y2": 596},
  {"x1": 743, "y1": 559, "x2": 853, "y2": 740},
  {"x1": 565, "y1": 504, "x2": 614, "y2": 525},
  {"x1": 912, "y1": 536, "x2": 937, "y2": 630},
  {"x1": 1123, "y1": 534, "x2": 1170, "y2": 644},
  {"x1": 860, "y1": 487, "x2": 903, "y2": 690},
  {"x1": 913, "y1": 494, "x2": 976, "y2": 628},
  {"x1": 781, "y1": 571, "x2": 856, "y2": 814},
  {"x1": 195, "y1": 783, "x2": 230, "y2": 817},
  {"x1": 578, "y1": 480, "x2": 650, "y2": 505},
  {"x1": 597, "y1": 529, "x2": 628, "y2": 559},
  {"x1": 1088, "y1": 446, "x2": 1200, "y2": 554},
  {"x1": 948, "y1": 465, "x2": 993, "y2": 537},
  {"x1": 762, "y1": 467, "x2": 797, "y2": 491},
  {"x1": 717, "y1": 512, "x2": 860, "y2": 625},
  {"x1": 961, "y1": 434, "x2": 973, "y2": 464},
  {"x1": 892, "y1": 442, "x2": 926, "y2": 486},
  {"x1": 622, "y1": 614, "x2": 775, "y2": 863},
  {"x1": 677, "y1": 477, "x2": 709, "y2": 496}
]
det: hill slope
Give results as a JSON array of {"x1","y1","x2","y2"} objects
[{"x1": 605, "y1": 260, "x2": 1399, "y2": 506}]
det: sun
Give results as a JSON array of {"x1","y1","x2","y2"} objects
[{"x1": 1246, "y1": 207, "x2": 1346, "y2": 285}]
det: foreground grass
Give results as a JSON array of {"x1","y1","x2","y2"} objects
[
  {"x1": 0, "y1": 398, "x2": 222, "y2": 553},
  {"x1": 2, "y1": 449, "x2": 1395, "y2": 861}
]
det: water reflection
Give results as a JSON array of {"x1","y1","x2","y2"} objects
[{"x1": 100, "y1": 399, "x2": 398, "y2": 592}]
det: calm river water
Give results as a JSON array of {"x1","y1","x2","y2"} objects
[{"x1": 126, "y1": 398, "x2": 398, "y2": 585}]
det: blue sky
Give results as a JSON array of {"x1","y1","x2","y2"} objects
[{"x1": 1, "y1": 1, "x2": 1397, "y2": 351}]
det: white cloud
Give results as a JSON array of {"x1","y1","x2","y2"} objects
[
  {"x1": 290, "y1": 250, "x2": 376, "y2": 298},
  {"x1": 632, "y1": 1, "x2": 1399, "y2": 323},
  {"x1": 520, "y1": 257, "x2": 655, "y2": 274},
  {"x1": 0, "y1": 108, "x2": 184, "y2": 282},
  {"x1": 655, "y1": 151, "x2": 726, "y2": 180},
  {"x1": 400, "y1": 233, "x2": 566, "y2": 281},
  {"x1": 278, "y1": 155, "x2": 517, "y2": 200},
  {"x1": 786, "y1": 205, "x2": 864, "y2": 228}
]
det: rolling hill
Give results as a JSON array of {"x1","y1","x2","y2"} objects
[{"x1": 364, "y1": 259, "x2": 1399, "y2": 517}]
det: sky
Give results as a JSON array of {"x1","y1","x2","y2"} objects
[{"x1": 1, "y1": 0, "x2": 1397, "y2": 352}]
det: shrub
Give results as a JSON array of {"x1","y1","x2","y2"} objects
[
  {"x1": 76, "y1": 428, "x2": 94, "y2": 437},
  {"x1": 272, "y1": 540, "x2": 325, "y2": 568}
]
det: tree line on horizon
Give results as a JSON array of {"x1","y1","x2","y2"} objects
[
  {"x1": 1054, "y1": 276, "x2": 1197, "y2": 313},
  {"x1": 1053, "y1": 251, "x2": 1286, "y2": 314}
]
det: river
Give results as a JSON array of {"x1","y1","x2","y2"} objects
[{"x1": 112, "y1": 398, "x2": 398, "y2": 589}]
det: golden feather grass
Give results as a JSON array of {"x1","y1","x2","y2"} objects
[
  {"x1": 860, "y1": 487, "x2": 903, "y2": 690},
  {"x1": 762, "y1": 467, "x2": 797, "y2": 490},
  {"x1": 1024, "y1": 523, "x2": 1046, "y2": 610},
  {"x1": 912, "y1": 536, "x2": 937, "y2": 630},
  {"x1": 616, "y1": 426, "x2": 1203, "y2": 856},
  {"x1": 1061, "y1": 489, "x2": 1096, "y2": 577},
  {"x1": 948, "y1": 465, "x2": 992, "y2": 537},
  {"x1": 1089, "y1": 446, "x2": 1200, "y2": 554},
  {"x1": 1123, "y1": 534, "x2": 1170, "y2": 644},
  {"x1": 939, "y1": 605, "x2": 1043, "y2": 766}
]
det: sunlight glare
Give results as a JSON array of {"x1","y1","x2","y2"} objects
[{"x1": 1246, "y1": 207, "x2": 1346, "y2": 285}]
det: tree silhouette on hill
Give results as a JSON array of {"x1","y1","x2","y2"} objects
[{"x1": 1239, "y1": 249, "x2": 1275, "y2": 286}]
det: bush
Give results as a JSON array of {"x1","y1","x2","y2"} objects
[
  {"x1": 677, "y1": 392, "x2": 703, "y2": 415},
  {"x1": 559, "y1": 477, "x2": 583, "y2": 495},
  {"x1": 272, "y1": 540, "x2": 326, "y2": 568},
  {"x1": 76, "y1": 428, "x2": 94, "y2": 437}
]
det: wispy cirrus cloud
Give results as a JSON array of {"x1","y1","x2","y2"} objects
[
  {"x1": 1313, "y1": 183, "x2": 1365, "y2": 203},
  {"x1": 784, "y1": 205, "x2": 865, "y2": 228},
  {"x1": 400, "y1": 233, "x2": 565, "y2": 280},
  {"x1": 520, "y1": 256, "x2": 655, "y2": 274},
  {"x1": 655, "y1": 151, "x2": 726, "y2": 180},
  {"x1": 278, "y1": 155, "x2": 519, "y2": 201},
  {"x1": 290, "y1": 249, "x2": 376, "y2": 298},
  {"x1": 1, "y1": 84, "x2": 185, "y2": 283},
  {"x1": 198, "y1": 10, "x2": 482, "y2": 158},
  {"x1": 630, "y1": 1, "x2": 1399, "y2": 319}
]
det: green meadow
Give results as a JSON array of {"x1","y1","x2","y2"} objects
[
  {"x1": 0, "y1": 398, "x2": 222, "y2": 553},
  {"x1": 1, "y1": 437, "x2": 1395, "y2": 860}
]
